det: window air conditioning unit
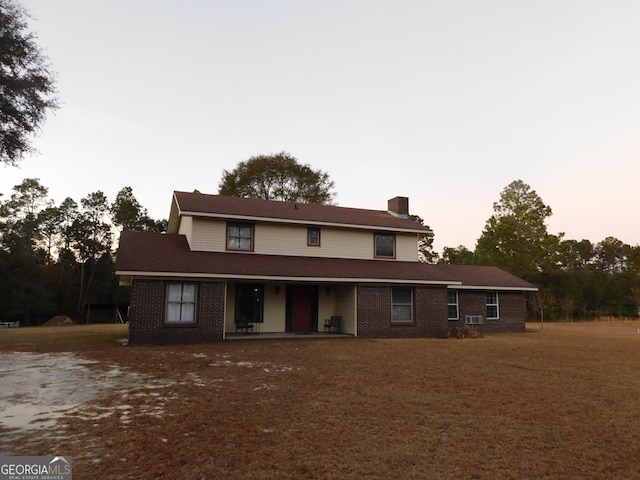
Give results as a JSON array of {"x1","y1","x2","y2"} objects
[{"x1": 465, "y1": 315, "x2": 483, "y2": 325}]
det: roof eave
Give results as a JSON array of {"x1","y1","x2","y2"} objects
[
  {"x1": 449, "y1": 284, "x2": 539, "y2": 292},
  {"x1": 180, "y1": 210, "x2": 430, "y2": 234},
  {"x1": 167, "y1": 193, "x2": 181, "y2": 234},
  {"x1": 115, "y1": 270, "x2": 459, "y2": 285}
]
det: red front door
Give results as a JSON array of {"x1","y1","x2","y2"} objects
[{"x1": 290, "y1": 286, "x2": 314, "y2": 332}]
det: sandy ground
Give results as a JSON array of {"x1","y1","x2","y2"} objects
[{"x1": 0, "y1": 351, "x2": 172, "y2": 455}]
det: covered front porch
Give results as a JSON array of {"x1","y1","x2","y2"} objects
[{"x1": 223, "y1": 281, "x2": 357, "y2": 338}]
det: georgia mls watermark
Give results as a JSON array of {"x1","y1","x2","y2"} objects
[{"x1": 0, "y1": 456, "x2": 72, "y2": 480}]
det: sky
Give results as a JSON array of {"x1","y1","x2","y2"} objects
[{"x1": 2, "y1": 0, "x2": 639, "y2": 253}]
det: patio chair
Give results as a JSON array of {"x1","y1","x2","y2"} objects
[
  {"x1": 235, "y1": 321, "x2": 254, "y2": 334},
  {"x1": 323, "y1": 316, "x2": 342, "y2": 333}
]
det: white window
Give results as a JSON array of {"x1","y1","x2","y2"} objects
[
  {"x1": 166, "y1": 282, "x2": 197, "y2": 323},
  {"x1": 227, "y1": 223, "x2": 254, "y2": 251},
  {"x1": 375, "y1": 233, "x2": 395, "y2": 258},
  {"x1": 447, "y1": 290, "x2": 459, "y2": 320},
  {"x1": 392, "y1": 287, "x2": 413, "y2": 323},
  {"x1": 486, "y1": 292, "x2": 499, "y2": 319}
]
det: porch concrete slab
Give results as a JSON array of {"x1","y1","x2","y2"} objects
[{"x1": 225, "y1": 332, "x2": 353, "y2": 340}]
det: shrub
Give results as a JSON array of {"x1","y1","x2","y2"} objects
[{"x1": 447, "y1": 325, "x2": 483, "y2": 339}]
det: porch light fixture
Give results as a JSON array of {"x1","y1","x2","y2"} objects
[{"x1": 275, "y1": 285, "x2": 280, "y2": 295}]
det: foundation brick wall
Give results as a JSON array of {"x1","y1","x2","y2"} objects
[
  {"x1": 129, "y1": 279, "x2": 225, "y2": 345},
  {"x1": 449, "y1": 290, "x2": 526, "y2": 333},
  {"x1": 415, "y1": 287, "x2": 449, "y2": 337},
  {"x1": 357, "y1": 286, "x2": 449, "y2": 338},
  {"x1": 486, "y1": 291, "x2": 527, "y2": 333}
]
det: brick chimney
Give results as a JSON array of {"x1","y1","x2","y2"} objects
[{"x1": 387, "y1": 196, "x2": 409, "y2": 218}]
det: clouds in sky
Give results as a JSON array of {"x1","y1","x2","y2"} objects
[{"x1": 2, "y1": 0, "x2": 639, "y2": 252}]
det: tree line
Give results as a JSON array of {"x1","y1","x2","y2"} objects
[
  {"x1": 0, "y1": 179, "x2": 165, "y2": 324},
  {"x1": 3, "y1": 174, "x2": 638, "y2": 325},
  {"x1": 439, "y1": 180, "x2": 640, "y2": 320}
]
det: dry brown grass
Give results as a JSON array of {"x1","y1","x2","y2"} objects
[
  {"x1": 0, "y1": 324, "x2": 128, "y2": 353},
  {"x1": 3, "y1": 321, "x2": 640, "y2": 479}
]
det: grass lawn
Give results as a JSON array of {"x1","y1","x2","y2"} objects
[{"x1": 2, "y1": 321, "x2": 640, "y2": 479}]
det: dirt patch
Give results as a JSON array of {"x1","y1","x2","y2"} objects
[{"x1": 42, "y1": 315, "x2": 76, "y2": 326}]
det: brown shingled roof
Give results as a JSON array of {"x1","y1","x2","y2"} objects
[
  {"x1": 116, "y1": 231, "x2": 536, "y2": 291},
  {"x1": 169, "y1": 191, "x2": 430, "y2": 233},
  {"x1": 116, "y1": 231, "x2": 453, "y2": 284},
  {"x1": 427, "y1": 264, "x2": 538, "y2": 290}
]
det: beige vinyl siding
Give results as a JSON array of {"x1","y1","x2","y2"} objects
[
  {"x1": 258, "y1": 224, "x2": 371, "y2": 258},
  {"x1": 255, "y1": 224, "x2": 312, "y2": 255},
  {"x1": 178, "y1": 216, "x2": 194, "y2": 248},
  {"x1": 262, "y1": 284, "x2": 286, "y2": 332},
  {"x1": 334, "y1": 284, "x2": 357, "y2": 335},
  {"x1": 190, "y1": 218, "x2": 227, "y2": 252},
  {"x1": 256, "y1": 225, "x2": 418, "y2": 261},
  {"x1": 395, "y1": 234, "x2": 420, "y2": 262},
  {"x1": 189, "y1": 218, "x2": 419, "y2": 261},
  {"x1": 318, "y1": 286, "x2": 336, "y2": 332}
]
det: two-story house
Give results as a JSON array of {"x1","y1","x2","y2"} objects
[{"x1": 115, "y1": 191, "x2": 537, "y2": 344}]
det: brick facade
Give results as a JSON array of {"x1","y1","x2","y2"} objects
[
  {"x1": 356, "y1": 286, "x2": 526, "y2": 338},
  {"x1": 128, "y1": 281, "x2": 525, "y2": 344},
  {"x1": 357, "y1": 286, "x2": 449, "y2": 338},
  {"x1": 129, "y1": 279, "x2": 226, "y2": 345},
  {"x1": 448, "y1": 290, "x2": 526, "y2": 333}
]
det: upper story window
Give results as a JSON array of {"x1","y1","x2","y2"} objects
[
  {"x1": 307, "y1": 227, "x2": 321, "y2": 246},
  {"x1": 447, "y1": 290, "x2": 459, "y2": 320},
  {"x1": 374, "y1": 233, "x2": 396, "y2": 258},
  {"x1": 391, "y1": 287, "x2": 413, "y2": 323},
  {"x1": 227, "y1": 222, "x2": 254, "y2": 251},
  {"x1": 166, "y1": 282, "x2": 197, "y2": 323},
  {"x1": 486, "y1": 292, "x2": 499, "y2": 319}
]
